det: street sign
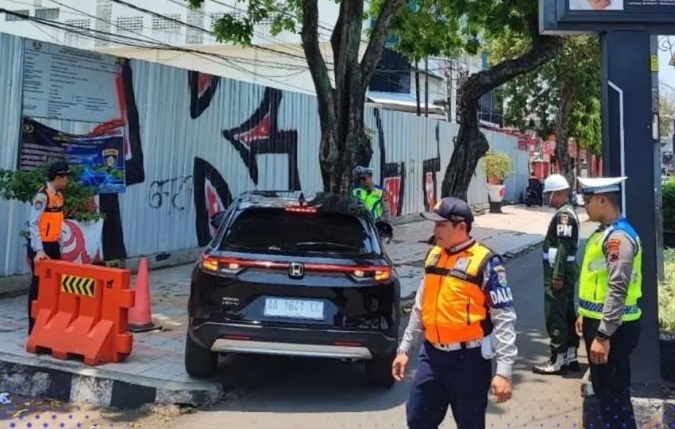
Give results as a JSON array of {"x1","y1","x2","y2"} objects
[{"x1": 540, "y1": 0, "x2": 675, "y2": 33}]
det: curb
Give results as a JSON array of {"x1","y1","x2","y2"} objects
[
  {"x1": 581, "y1": 370, "x2": 675, "y2": 428},
  {"x1": 0, "y1": 352, "x2": 223, "y2": 410}
]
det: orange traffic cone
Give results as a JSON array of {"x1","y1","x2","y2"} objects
[{"x1": 128, "y1": 257, "x2": 158, "y2": 333}]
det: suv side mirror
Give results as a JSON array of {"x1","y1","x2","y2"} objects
[{"x1": 210, "y1": 211, "x2": 226, "y2": 230}]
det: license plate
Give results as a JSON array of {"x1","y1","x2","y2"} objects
[{"x1": 263, "y1": 298, "x2": 324, "y2": 320}]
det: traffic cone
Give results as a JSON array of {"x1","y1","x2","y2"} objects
[{"x1": 128, "y1": 257, "x2": 157, "y2": 333}]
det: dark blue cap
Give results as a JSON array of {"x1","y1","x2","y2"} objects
[
  {"x1": 48, "y1": 161, "x2": 71, "y2": 178},
  {"x1": 420, "y1": 197, "x2": 474, "y2": 224}
]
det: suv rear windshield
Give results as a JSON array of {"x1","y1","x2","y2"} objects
[{"x1": 219, "y1": 208, "x2": 376, "y2": 255}]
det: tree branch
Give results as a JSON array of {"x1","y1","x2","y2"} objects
[
  {"x1": 331, "y1": 2, "x2": 344, "y2": 67},
  {"x1": 300, "y1": 0, "x2": 335, "y2": 126},
  {"x1": 464, "y1": 14, "x2": 564, "y2": 101},
  {"x1": 358, "y1": 0, "x2": 406, "y2": 90}
]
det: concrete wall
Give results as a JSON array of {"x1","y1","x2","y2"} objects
[{"x1": 0, "y1": 33, "x2": 527, "y2": 277}]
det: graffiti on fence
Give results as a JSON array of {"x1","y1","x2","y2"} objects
[
  {"x1": 374, "y1": 108, "x2": 405, "y2": 217},
  {"x1": 422, "y1": 122, "x2": 442, "y2": 211},
  {"x1": 148, "y1": 176, "x2": 193, "y2": 211},
  {"x1": 223, "y1": 87, "x2": 301, "y2": 191},
  {"x1": 189, "y1": 71, "x2": 220, "y2": 119}
]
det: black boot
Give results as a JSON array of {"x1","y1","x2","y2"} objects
[{"x1": 532, "y1": 350, "x2": 567, "y2": 375}]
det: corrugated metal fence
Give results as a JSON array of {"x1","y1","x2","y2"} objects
[{"x1": 0, "y1": 33, "x2": 527, "y2": 276}]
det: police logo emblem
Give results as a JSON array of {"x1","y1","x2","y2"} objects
[
  {"x1": 103, "y1": 148, "x2": 119, "y2": 168},
  {"x1": 433, "y1": 200, "x2": 443, "y2": 211},
  {"x1": 560, "y1": 214, "x2": 569, "y2": 225},
  {"x1": 33, "y1": 198, "x2": 44, "y2": 211}
]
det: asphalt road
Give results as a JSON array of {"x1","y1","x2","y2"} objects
[{"x1": 130, "y1": 229, "x2": 596, "y2": 429}]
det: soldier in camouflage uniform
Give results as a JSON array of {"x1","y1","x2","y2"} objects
[{"x1": 533, "y1": 174, "x2": 581, "y2": 375}]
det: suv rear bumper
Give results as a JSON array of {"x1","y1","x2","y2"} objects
[{"x1": 189, "y1": 320, "x2": 398, "y2": 360}]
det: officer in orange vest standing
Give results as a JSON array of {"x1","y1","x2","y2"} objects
[
  {"x1": 27, "y1": 161, "x2": 70, "y2": 335},
  {"x1": 392, "y1": 197, "x2": 517, "y2": 429}
]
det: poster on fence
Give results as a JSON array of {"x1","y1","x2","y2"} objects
[{"x1": 19, "y1": 117, "x2": 127, "y2": 194}]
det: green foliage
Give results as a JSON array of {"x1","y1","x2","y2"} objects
[
  {"x1": 0, "y1": 163, "x2": 104, "y2": 223},
  {"x1": 481, "y1": 150, "x2": 511, "y2": 182},
  {"x1": 660, "y1": 93, "x2": 675, "y2": 139},
  {"x1": 659, "y1": 248, "x2": 675, "y2": 334},
  {"x1": 187, "y1": 0, "x2": 300, "y2": 46},
  {"x1": 489, "y1": 34, "x2": 602, "y2": 155},
  {"x1": 663, "y1": 181, "x2": 675, "y2": 232},
  {"x1": 369, "y1": 0, "x2": 537, "y2": 62}
]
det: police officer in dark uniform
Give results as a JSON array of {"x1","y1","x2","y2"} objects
[
  {"x1": 27, "y1": 161, "x2": 70, "y2": 334},
  {"x1": 533, "y1": 174, "x2": 581, "y2": 375},
  {"x1": 392, "y1": 197, "x2": 517, "y2": 429},
  {"x1": 575, "y1": 176, "x2": 642, "y2": 429}
]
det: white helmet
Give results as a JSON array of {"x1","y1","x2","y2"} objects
[{"x1": 543, "y1": 174, "x2": 570, "y2": 193}]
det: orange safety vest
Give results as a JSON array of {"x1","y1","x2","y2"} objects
[
  {"x1": 421, "y1": 242, "x2": 494, "y2": 344},
  {"x1": 38, "y1": 186, "x2": 64, "y2": 243}
]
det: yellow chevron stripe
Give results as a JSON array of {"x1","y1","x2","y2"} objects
[{"x1": 60, "y1": 275, "x2": 95, "y2": 297}]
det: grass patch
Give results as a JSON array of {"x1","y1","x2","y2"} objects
[{"x1": 659, "y1": 248, "x2": 675, "y2": 334}]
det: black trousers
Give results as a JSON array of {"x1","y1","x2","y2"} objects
[
  {"x1": 27, "y1": 241, "x2": 61, "y2": 335},
  {"x1": 406, "y1": 342, "x2": 493, "y2": 429},
  {"x1": 582, "y1": 317, "x2": 641, "y2": 429}
]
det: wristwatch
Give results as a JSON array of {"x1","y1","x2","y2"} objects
[{"x1": 596, "y1": 330, "x2": 610, "y2": 342}]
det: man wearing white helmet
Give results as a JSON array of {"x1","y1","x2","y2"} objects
[
  {"x1": 532, "y1": 174, "x2": 581, "y2": 375},
  {"x1": 574, "y1": 176, "x2": 641, "y2": 429}
]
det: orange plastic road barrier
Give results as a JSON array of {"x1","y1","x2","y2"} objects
[
  {"x1": 128, "y1": 257, "x2": 157, "y2": 333},
  {"x1": 27, "y1": 260, "x2": 135, "y2": 366}
]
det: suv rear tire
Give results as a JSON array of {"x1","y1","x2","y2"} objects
[
  {"x1": 184, "y1": 334, "x2": 218, "y2": 378},
  {"x1": 364, "y1": 350, "x2": 396, "y2": 388}
]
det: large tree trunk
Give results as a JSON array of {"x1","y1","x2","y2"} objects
[
  {"x1": 441, "y1": 15, "x2": 564, "y2": 200},
  {"x1": 301, "y1": 0, "x2": 405, "y2": 194},
  {"x1": 553, "y1": 79, "x2": 576, "y2": 192}
]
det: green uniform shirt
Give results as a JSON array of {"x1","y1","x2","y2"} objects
[{"x1": 542, "y1": 202, "x2": 580, "y2": 280}]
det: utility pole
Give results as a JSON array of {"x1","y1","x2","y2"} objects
[
  {"x1": 424, "y1": 57, "x2": 429, "y2": 117},
  {"x1": 415, "y1": 61, "x2": 421, "y2": 116}
]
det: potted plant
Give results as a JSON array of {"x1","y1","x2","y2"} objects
[
  {"x1": 481, "y1": 150, "x2": 512, "y2": 213},
  {"x1": 659, "y1": 248, "x2": 675, "y2": 382},
  {"x1": 0, "y1": 162, "x2": 106, "y2": 265}
]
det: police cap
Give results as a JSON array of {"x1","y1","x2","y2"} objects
[
  {"x1": 421, "y1": 197, "x2": 474, "y2": 224},
  {"x1": 578, "y1": 176, "x2": 627, "y2": 195},
  {"x1": 48, "y1": 161, "x2": 71, "y2": 179}
]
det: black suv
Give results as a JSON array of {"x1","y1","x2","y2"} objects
[{"x1": 185, "y1": 191, "x2": 401, "y2": 387}]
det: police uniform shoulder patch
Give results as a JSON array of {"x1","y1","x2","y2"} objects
[
  {"x1": 493, "y1": 264, "x2": 508, "y2": 287},
  {"x1": 556, "y1": 213, "x2": 574, "y2": 237},
  {"x1": 606, "y1": 238, "x2": 621, "y2": 262},
  {"x1": 33, "y1": 196, "x2": 45, "y2": 211}
]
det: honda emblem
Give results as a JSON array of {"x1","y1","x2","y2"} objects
[{"x1": 289, "y1": 262, "x2": 304, "y2": 278}]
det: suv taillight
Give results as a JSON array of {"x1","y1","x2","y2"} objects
[
  {"x1": 200, "y1": 256, "x2": 393, "y2": 283},
  {"x1": 285, "y1": 206, "x2": 317, "y2": 213}
]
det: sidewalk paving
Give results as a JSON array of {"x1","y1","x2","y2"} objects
[{"x1": 0, "y1": 205, "x2": 586, "y2": 412}]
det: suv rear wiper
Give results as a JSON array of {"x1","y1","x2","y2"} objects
[{"x1": 295, "y1": 241, "x2": 358, "y2": 251}]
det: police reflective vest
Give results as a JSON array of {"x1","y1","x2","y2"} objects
[
  {"x1": 352, "y1": 187, "x2": 385, "y2": 220},
  {"x1": 577, "y1": 218, "x2": 643, "y2": 321},
  {"x1": 38, "y1": 186, "x2": 64, "y2": 243},
  {"x1": 421, "y1": 243, "x2": 495, "y2": 344}
]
